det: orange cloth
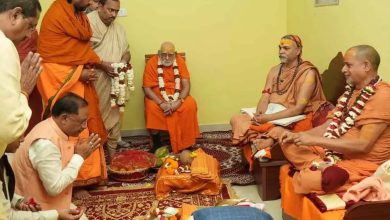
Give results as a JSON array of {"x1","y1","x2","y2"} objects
[
  {"x1": 231, "y1": 61, "x2": 326, "y2": 146},
  {"x1": 16, "y1": 30, "x2": 42, "y2": 134},
  {"x1": 155, "y1": 149, "x2": 221, "y2": 199},
  {"x1": 12, "y1": 118, "x2": 74, "y2": 210},
  {"x1": 280, "y1": 165, "x2": 346, "y2": 220},
  {"x1": 37, "y1": 64, "x2": 107, "y2": 186},
  {"x1": 37, "y1": 0, "x2": 107, "y2": 186},
  {"x1": 281, "y1": 81, "x2": 390, "y2": 194},
  {"x1": 38, "y1": 0, "x2": 100, "y2": 65},
  {"x1": 243, "y1": 113, "x2": 314, "y2": 171},
  {"x1": 143, "y1": 55, "x2": 200, "y2": 153},
  {"x1": 180, "y1": 203, "x2": 198, "y2": 220}
]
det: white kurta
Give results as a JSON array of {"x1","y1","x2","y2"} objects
[
  {"x1": 1, "y1": 159, "x2": 58, "y2": 220},
  {"x1": 0, "y1": 29, "x2": 33, "y2": 219},
  {"x1": 29, "y1": 139, "x2": 84, "y2": 196},
  {"x1": 0, "y1": 31, "x2": 31, "y2": 155}
]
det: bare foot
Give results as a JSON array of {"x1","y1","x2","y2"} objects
[{"x1": 252, "y1": 138, "x2": 274, "y2": 151}]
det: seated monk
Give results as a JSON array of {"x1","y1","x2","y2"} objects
[
  {"x1": 279, "y1": 45, "x2": 390, "y2": 195},
  {"x1": 230, "y1": 35, "x2": 327, "y2": 170},
  {"x1": 12, "y1": 93, "x2": 99, "y2": 219},
  {"x1": 143, "y1": 41, "x2": 200, "y2": 153}
]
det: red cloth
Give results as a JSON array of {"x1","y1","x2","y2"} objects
[{"x1": 16, "y1": 30, "x2": 42, "y2": 134}]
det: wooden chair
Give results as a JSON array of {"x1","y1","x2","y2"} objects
[{"x1": 253, "y1": 52, "x2": 346, "y2": 201}]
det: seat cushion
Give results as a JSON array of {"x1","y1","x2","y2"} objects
[{"x1": 193, "y1": 206, "x2": 273, "y2": 220}]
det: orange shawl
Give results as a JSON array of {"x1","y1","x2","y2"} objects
[
  {"x1": 37, "y1": 0, "x2": 107, "y2": 185},
  {"x1": 38, "y1": 0, "x2": 100, "y2": 65}
]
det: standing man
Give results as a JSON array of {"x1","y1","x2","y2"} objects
[
  {"x1": 88, "y1": 0, "x2": 131, "y2": 157},
  {"x1": 0, "y1": 0, "x2": 60, "y2": 218},
  {"x1": 37, "y1": 0, "x2": 112, "y2": 186}
]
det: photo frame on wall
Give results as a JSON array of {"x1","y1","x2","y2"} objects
[{"x1": 315, "y1": 0, "x2": 339, "y2": 7}]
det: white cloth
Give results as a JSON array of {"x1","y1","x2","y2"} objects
[
  {"x1": 373, "y1": 159, "x2": 390, "y2": 190},
  {"x1": 0, "y1": 162, "x2": 58, "y2": 220},
  {"x1": 87, "y1": 10, "x2": 130, "y2": 149},
  {"x1": 240, "y1": 103, "x2": 306, "y2": 126},
  {"x1": 29, "y1": 139, "x2": 84, "y2": 196},
  {"x1": 0, "y1": 30, "x2": 32, "y2": 155}
]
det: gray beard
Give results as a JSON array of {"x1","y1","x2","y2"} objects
[
  {"x1": 162, "y1": 61, "x2": 173, "y2": 67},
  {"x1": 279, "y1": 56, "x2": 287, "y2": 64}
]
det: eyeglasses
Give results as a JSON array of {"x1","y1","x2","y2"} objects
[
  {"x1": 67, "y1": 114, "x2": 88, "y2": 127},
  {"x1": 160, "y1": 53, "x2": 175, "y2": 58}
]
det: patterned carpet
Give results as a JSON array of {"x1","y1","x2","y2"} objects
[
  {"x1": 72, "y1": 131, "x2": 252, "y2": 219},
  {"x1": 73, "y1": 182, "x2": 236, "y2": 220},
  {"x1": 120, "y1": 131, "x2": 254, "y2": 185}
]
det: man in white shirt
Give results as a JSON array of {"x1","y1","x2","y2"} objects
[
  {"x1": 0, "y1": 0, "x2": 42, "y2": 159},
  {"x1": 12, "y1": 93, "x2": 100, "y2": 219},
  {"x1": 3, "y1": 137, "x2": 85, "y2": 220},
  {"x1": 0, "y1": 0, "x2": 53, "y2": 219}
]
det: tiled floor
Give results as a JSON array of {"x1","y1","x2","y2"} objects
[{"x1": 233, "y1": 184, "x2": 282, "y2": 220}]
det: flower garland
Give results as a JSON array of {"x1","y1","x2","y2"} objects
[
  {"x1": 311, "y1": 76, "x2": 381, "y2": 169},
  {"x1": 324, "y1": 76, "x2": 381, "y2": 139},
  {"x1": 158, "y1": 59, "x2": 181, "y2": 102},
  {"x1": 110, "y1": 63, "x2": 135, "y2": 112}
]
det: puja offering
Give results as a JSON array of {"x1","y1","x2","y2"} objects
[{"x1": 109, "y1": 150, "x2": 156, "y2": 182}]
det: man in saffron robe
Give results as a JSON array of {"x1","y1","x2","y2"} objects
[
  {"x1": 37, "y1": 0, "x2": 113, "y2": 186},
  {"x1": 143, "y1": 41, "x2": 200, "y2": 153},
  {"x1": 88, "y1": 0, "x2": 131, "y2": 156},
  {"x1": 230, "y1": 35, "x2": 327, "y2": 170},
  {"x1": 279, "y1": 45, "x2": 390, "y2": 197}
]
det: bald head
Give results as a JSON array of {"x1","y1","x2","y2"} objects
[
  {"x1": 347, "y1": 45, "x2": 380, "y2": 71},
  {"x1": 160, "y1": 41, "x2": 176, "y2": 53},
  {"x1": 159, "y1": 41, "x2": 176, "y2": 67}
]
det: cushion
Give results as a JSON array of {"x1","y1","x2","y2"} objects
[{"x1": 193, "y1": 206, "x2": 273, "y2": 220}]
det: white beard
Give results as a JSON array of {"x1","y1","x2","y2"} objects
[{"x1": 162, "y1": 61, "x2": 173, "y2": 67}]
